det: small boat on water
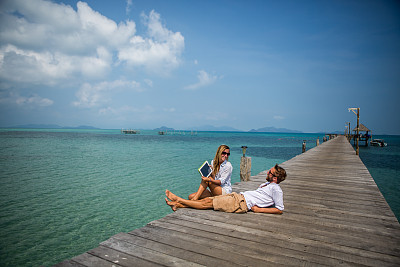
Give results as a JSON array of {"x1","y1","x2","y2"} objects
[{"x1": 370, "y1": 139, "x2": 387, "y2": 147}]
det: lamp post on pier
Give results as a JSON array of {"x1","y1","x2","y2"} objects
[{"x1": 348, "y1": 108, "x2": 360, "y2": 155}]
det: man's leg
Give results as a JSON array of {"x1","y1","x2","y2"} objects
[{"x1": 166, "y1": 190, "x2": 214, "y2": 210}]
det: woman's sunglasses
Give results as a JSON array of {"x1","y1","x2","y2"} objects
[{"x1": 222, "y1": 152, "x2": 230, "y2": 156}]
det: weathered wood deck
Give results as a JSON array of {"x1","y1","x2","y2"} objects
[{"x1": 55, "y1": 135, "x2": 400, "y2": 266}]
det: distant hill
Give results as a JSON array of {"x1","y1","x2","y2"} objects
[
  {"x1": 8, "y1": 124, "x2": 99, "y2": 129},
  {"x1": 188, "y1": 125, "x2": 242, "y2": 132},
  {"x1": 66, "y1": 125, "x2": 99, "y2": 129},
  {"x1": 249, "y1": 126, "x2": 302, "y2": 133}
]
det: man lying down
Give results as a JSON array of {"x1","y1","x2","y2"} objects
[{"x1": 165, "y1": 164, "x2": 287, "y2": 215}]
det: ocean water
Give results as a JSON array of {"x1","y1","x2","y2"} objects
[
  {"x1": 356, "y1": 135, "x2": 400, "y2": 220},
  {"x1": 0, "y1": 129, "x2": 398, "y2": 266}
]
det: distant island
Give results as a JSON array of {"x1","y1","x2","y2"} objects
[
  {"x1": 248, "y1": 126, "x2": 302, "y2": 133},
  {"x1": 187, "y1": 125, "x2": 242, "y2": 132},
  {"x1": 157, "y1": 125, "x2": 302, "y2": 133},
  {"x1": 7, "y1": 124, "x2": 100, "y2": 129},
  {"x1": 5, "y1": 124, "x2": 306, "y2": 133}
]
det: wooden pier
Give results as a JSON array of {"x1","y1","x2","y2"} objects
[{"x1": 55, "y1": 135, "x2": 400, "y2": 266}]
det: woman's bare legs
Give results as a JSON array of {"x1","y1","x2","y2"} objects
[
  {"x1": 165, "y1": 198, "x2": 187, "y2": 211},
  {"x1": 189, "y1": 179, "x2": 211, "y2": 200},
  {"x1": 209, "y1": 184, "x2": 223, "y2": 196},
  {"x1": 189, "y1": 180, "x2": 223, "y2": 200}
]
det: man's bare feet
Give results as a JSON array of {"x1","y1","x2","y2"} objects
[
  {"x1": 165, "y1": 198, "x2": 177, "y2": 211},
  {"x1": 165, "y1": 189, "x2": 180, "y2": 201}
]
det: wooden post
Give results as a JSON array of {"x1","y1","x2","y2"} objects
[
  {"x1": 240, "y1": 156, "x2": 251, "y2": 181},
  {"x1": 302, "y1": 140, "x2": 306, "y2": 153},
  {"x1": 240, "y1": 146, "x2": 251, "y2": 181},
  {"x1": 356, "y1": 108, "x2": 359, "y2": 155},
  {"x1": 348, "y1": 122, "x2": 351, "y2": 141}
]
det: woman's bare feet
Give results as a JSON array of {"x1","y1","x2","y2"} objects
[
  {"x1": 165, "y1": 198, "x2": 177, "y2": 211},
  {"x1": 165, "y1": 189, "x2": 180, "y2": 201}
]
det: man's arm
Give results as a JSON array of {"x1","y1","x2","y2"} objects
[{"x1": 251, "y1": 205, "x2": 283, "y2": 214}]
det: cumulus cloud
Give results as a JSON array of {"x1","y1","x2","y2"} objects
[
  {"x1": 0, "y1": 44, "x2": 112, "y2": 85},
  {"x1": 184, "y1": 70, "x2": 219, "y2": 90},
  {"x1": 126, "y1": 0, "x2": 133, "y2": 15},
  {"x1": 16, "y1": 94, "x2": 54, "y2": 107},
  {"x1": 0, "y1": 0, "x2": 184, "y2": 85},
  {"x1": 273, "y1": 115, "x2": 285, "y2": 120},
  {"x1": 117, "y1": 10, "x2": 184, "y2": 72},
  {"x1": 73, "y1": 79, "x2": 142, "y2": 108},
  {"x1": 0, "y1": 91, "x2": 53, "y2": 107}
]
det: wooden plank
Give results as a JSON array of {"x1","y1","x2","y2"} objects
[
  {"x1": 148, "y1": 216, "x2": 372, "y2": 266},
  {"x1": 87, "y1": 245, "x2": 161, "y2": 267},
  {"x1": 129, "y1": 224, "x2": 288, "y2": 267},
  {"x1": 103, "y1": 231, "x2": 239, "y2": 267},
  {"x1": 163, "y1": 209, "x2": 399, "y2": 263},
  {"x1": 54, "y1": 136, "x2": 400, "y2": 266},
  {"x1": 71, "y1": 252, "x2": 123, "y2": 267},
  {"x1": 100, "y1": 234, "x2": 204, "y2": 267},
  {"x1": 52, "y1": 260, "x2": 86, "y2": 267},
  {"x1": 150, "y1": 216, "x2": 387, "y2": 267}
]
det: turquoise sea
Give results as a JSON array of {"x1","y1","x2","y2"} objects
[{"x1": 0, "y1": 129, "x2": 399, "y2": 266}]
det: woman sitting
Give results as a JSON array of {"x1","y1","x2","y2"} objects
[{"x1": 189, "y1": 144, "x2": 232, "y2": 200}]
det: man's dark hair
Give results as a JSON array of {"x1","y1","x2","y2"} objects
[{"x1": 274, "y1": 164, "x2": 287, "y2": 184}]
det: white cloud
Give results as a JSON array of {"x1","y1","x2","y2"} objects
[
  {"x1": 126, "y1": 0, "x2": 133, "y2": 15},
  {"x1": 0, "y1": 44, "x2": 112, "y2": 85},
  {"x1": 16, "y1": 94, "x2": 53, "y2": 107},
  {"x1": 73, "y1": 79, "x2": 142, "y2": 108},
  {"x1": 164, "y1": 107, "x2": 175, "y2": 112},
  {"x1": 0, "y1": 0, "x2": 184, "y2": 85},
  {"x1": 0, "y1": 1, "x2": 135, "y2": 53},
  {"x1": 144, "y1": 79, "x2": 153, "y2": 87},
  {"x1": 0, "y1": 91, "x2": 53, "y2": 107},
  {"x1": 117, "y1": 10, "x2": 184, "y2": 73},
  {"x1": 73, "y1": 83, "x2": 104, "y2": 108},
  {"x1": 184, "y1": 70, "x2": 219, "y2": 90},
  {"x1": 99, "y1": 106, "x2": 116, "y2": 115},
  {"x1": 273, "y1": 115, "x2": 285, "y2": 120}
]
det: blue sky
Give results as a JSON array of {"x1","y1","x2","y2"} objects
[{"x1": 0, "y1": 0, "x2": 399, "y2": 134}]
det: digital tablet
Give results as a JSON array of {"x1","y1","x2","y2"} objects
[{"x1": 198, "y1": 161, "x2": 212, "y2": 177}]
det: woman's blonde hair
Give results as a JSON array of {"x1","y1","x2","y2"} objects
[{"x1": 212, "y1": 144, "x2": 230, "y2": 177}]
